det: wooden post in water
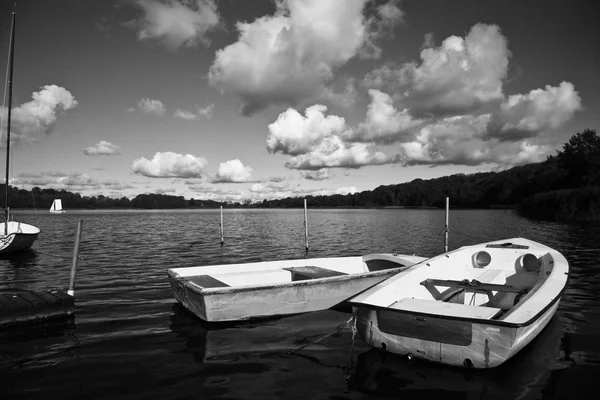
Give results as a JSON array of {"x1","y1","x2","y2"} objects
[
  {"x1": 304, "y1": 198, "x2": 309, "y2": 252},
  {"x1": 444, "y1": 197, "x2": 449, "y2": 253},
  {"x1": 220, "y1": 205, "x2": 224, "y2": 246},
  {"x1": 68, "y1": 219, "x2": 84, "y2": 297}
]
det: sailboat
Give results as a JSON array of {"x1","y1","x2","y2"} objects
[
  {"x1": 0, "y1": 10, "x2": 40, "y2": 255},
  {"x1": 49, "y1": 199, "x2": 65, "y2": 214}
]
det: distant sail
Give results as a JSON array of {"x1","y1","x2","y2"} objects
[{"x1": 50, "y1": 199, "x2": 65, "y2": 214}]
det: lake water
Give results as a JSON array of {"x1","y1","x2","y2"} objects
[{"x1": 1, "y1": 208, "x2": 599, "y2": 399}]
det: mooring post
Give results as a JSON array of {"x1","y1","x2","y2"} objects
[
  {"x1": 304, "y1": 198, "x2": 309, "y2": 252},
  {"x1": 444, "y1": 197, "x2": 449, "y2": 253},
  {"x1": 220, "y1": 205, "x2": 224, "y2": 246},
  {"x1": 68, "y1": 219, "x2": 84, "y2": 297}
]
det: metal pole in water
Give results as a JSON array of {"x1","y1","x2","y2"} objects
[
  {"x1": 68, "y1": 219, "x2": 83, "y2": 297},
  {"x1": 304, "y1": 198, "x2": 309, "y2": 252},
  {"x1": 444, "y1": 197, "x2": 449, "y2": 253},
  {"x1": 220, "y1": 205, "x2": 224, "y2": 246}
]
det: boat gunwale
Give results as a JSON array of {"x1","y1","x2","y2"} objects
[
  {"x1": 172, "y1": 266, "x2": 411, "y2": 296},
  {"x1": 350, "y1": 269, "x2": 569, "y2": 329}
]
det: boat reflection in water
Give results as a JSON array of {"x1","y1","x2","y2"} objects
[
  {"x1": 168, "y1": 303, "x2": 354, "y2": 362},
  {"x1": 349, "y1": 314, "x2": 574, "y2": 399}
]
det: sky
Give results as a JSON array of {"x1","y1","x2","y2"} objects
[{"x1": 0, "y1": 0, "x2": 598, "y2": 203}]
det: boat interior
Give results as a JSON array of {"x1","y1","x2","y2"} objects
[
  {"x1": 169, "y1": 254, "x2": 421, "y2": 290},
  {"x1": 356, "y1": 242, "x2": 562, "y2": 323}
]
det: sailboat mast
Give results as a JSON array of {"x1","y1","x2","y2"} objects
[{"x1": 4, "y1": 11, "x2": 16, "y2": 235}]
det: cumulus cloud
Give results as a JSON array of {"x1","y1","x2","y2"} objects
[
  {"x1": 267, "y1": 103, "x2": 397, "y2": 170},
  {"x1": 132, "y1": 151, "x2": 208, "y2": 178},
  {"x1": 208, "y1": 0, "x2": 403, "y2": 114},
  {"x1": 267, "y1": 105, "x2": 348, "y2": 156},
  {"x1": 395, "y1": 114, "x2": 551, "y2": 166},
  {"x1": 352, "y1": 89, "x2": 421, "y2": 143},
  {"x1": 364, "y1": 23, "x2": 509, "y2": 117},
  {"x1": 487, "y1": 81, "x2": 582, "y2": 141},
  {"x1": 197, "y1": 103, "x2": 214, "y2": 118},
  {"x1": 211, "y1": 159, "x2": 253, "y2": 183},
  {"x1": 136, "y1": 98, "x2": 166, "y2": 116},
  {"x1": 83, "y1": 141, "x2": 122, "y2": 156},
  {"x1": 130, "y1": 0, "x2": 220, "y2": 50},
  {"x1": 1, "y1": 85, "x2": 77, "y2": 144},
  {"x1": 284, "y1": 136, "x2": 394, "y2": 170}
]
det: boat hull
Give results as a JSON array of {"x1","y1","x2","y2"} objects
[
  {"x1": 169, "y1": 269, "x2": 404, "y2": 322},
  {"x1": 353, "y1": 299, "x2": 560, "y2": 368},
  {"x1": 0, "y1": 222, "x2": 40, "y2": 254}
]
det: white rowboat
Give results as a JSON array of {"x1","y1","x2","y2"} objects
[
  {"x1": 349, "y1": 238, "x2": 569, "y2": 368},
  {"x1": 168, "y1": 253, "x2": 426, "y2": 322}
]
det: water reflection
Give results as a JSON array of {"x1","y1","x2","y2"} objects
[
  {"x1": 168, "y1": 303, "x2": 353, "y2": 363},
  {"x1": 349, "y1": 315, "x2": 571, "y2": 399}
]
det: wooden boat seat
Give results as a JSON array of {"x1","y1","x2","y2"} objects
[
  {"x1": 421, "y1": 277, "x2": 527, "y2": 304},
  {"x1": 283, "y1": 266, "x2": 347, "y2": 281},
  {"x1": 390, "y1": 298, "x2": 502, "y2": 320},
  {"x1": 186, "y1": 275, "x2": 230, "y2": 288}
]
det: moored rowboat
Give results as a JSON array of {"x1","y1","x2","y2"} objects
[
  {"x1": 348, "y1": 238, "x2": 569, "y2": 368},
  {"x1": 167, "y1": 253, "x2": 426, "y2": 322}
]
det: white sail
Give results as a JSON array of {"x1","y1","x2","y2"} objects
[{"x1": 50, "y1": 199, "x2": 65, "y2": 213}]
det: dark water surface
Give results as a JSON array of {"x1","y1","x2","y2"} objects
[{"x1": 1, "y1": 209, "x2": 599, "y2": 399}]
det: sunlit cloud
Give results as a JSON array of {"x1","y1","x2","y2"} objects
[
  {"x1": 211, "y1": 159, "x2": 253, "y2": 183},
  {"x1": 1, "y1": 85, "x2": 77, "y2": 145},
  {"x1": 487, "y1": 81, "x2": 582, "y2": 141},
  {"x1": 129, "y1": 0, "x2": 221, "y2": 50},
  {"x1": 132, "y1": 151, "x2": 208, "y2": 178},
  {"x1": 208, "y1": 0, "x2": 403, "y2": 114},
  {"x1": 364, "y1": 23, "x2": 509, "y2": 117},
  {"x1": 83, "y1": 141, "x2": 122, "y2": 156}
]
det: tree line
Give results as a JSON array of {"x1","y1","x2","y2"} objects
[{"x1": 1, "y1": 129, "x2": 598, "y2": 221}]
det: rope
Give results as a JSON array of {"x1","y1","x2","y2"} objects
[{"x1": 287, "y1": 315, "x2": 354, "y2": 355}]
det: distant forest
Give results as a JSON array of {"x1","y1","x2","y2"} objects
[{"x1": 1, "y1": 129, "x2": 599, "y2": 221}]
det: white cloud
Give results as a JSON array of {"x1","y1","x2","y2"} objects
[
  {"x1": 1, "y1": 85, "x2": 77, "y2": 144},
  {"x1": 132, "y1": 151, "x2": 208, "y2": 178},
  {"x1": 137, "y1": 98, "x2": 166, "y2": 116},
  {"x1": 487, "y1": 81, "x2": 582, "y2": 140},
  {"x1": 174, "y1": 109, "x2": 198, "y2": 120},
  {"x1": 267, "y1": 103, "x2": 396, "y2": 170},
  {"x1": 364, "y1": 23, "x2": 509, "y2": 117},
  {"x1": 212, "y1": 159, "x2": 253, "y2": 183},
  {"x1": 396, "y1": 114, "x2": 550, "y2": 166},
  {"x1": 208, "y1": 0, "x2": 402, "y2": 114},
  {"x1": 352, "y1": 89, "x2": 421, "y2": 143},
  {"x1": 285, "y1": 136, "x2": 393, "y2": 170},
  {"x1": 83, "y1": 141, "x2": 122, "y2": 156},
  {"x1": 131, "y1": 0, "x2": 220, "y2": 50},
  {"x1": 267, "y1": 104, "x2": 348, "y2": 156}
]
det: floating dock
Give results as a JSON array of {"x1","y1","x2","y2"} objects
[
  {"x1": 0, "y1": 290, "x2": 74, "y2": 326},
  {"x1": 0, "y1": 219, "x2": 83, "y2": 327}
]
